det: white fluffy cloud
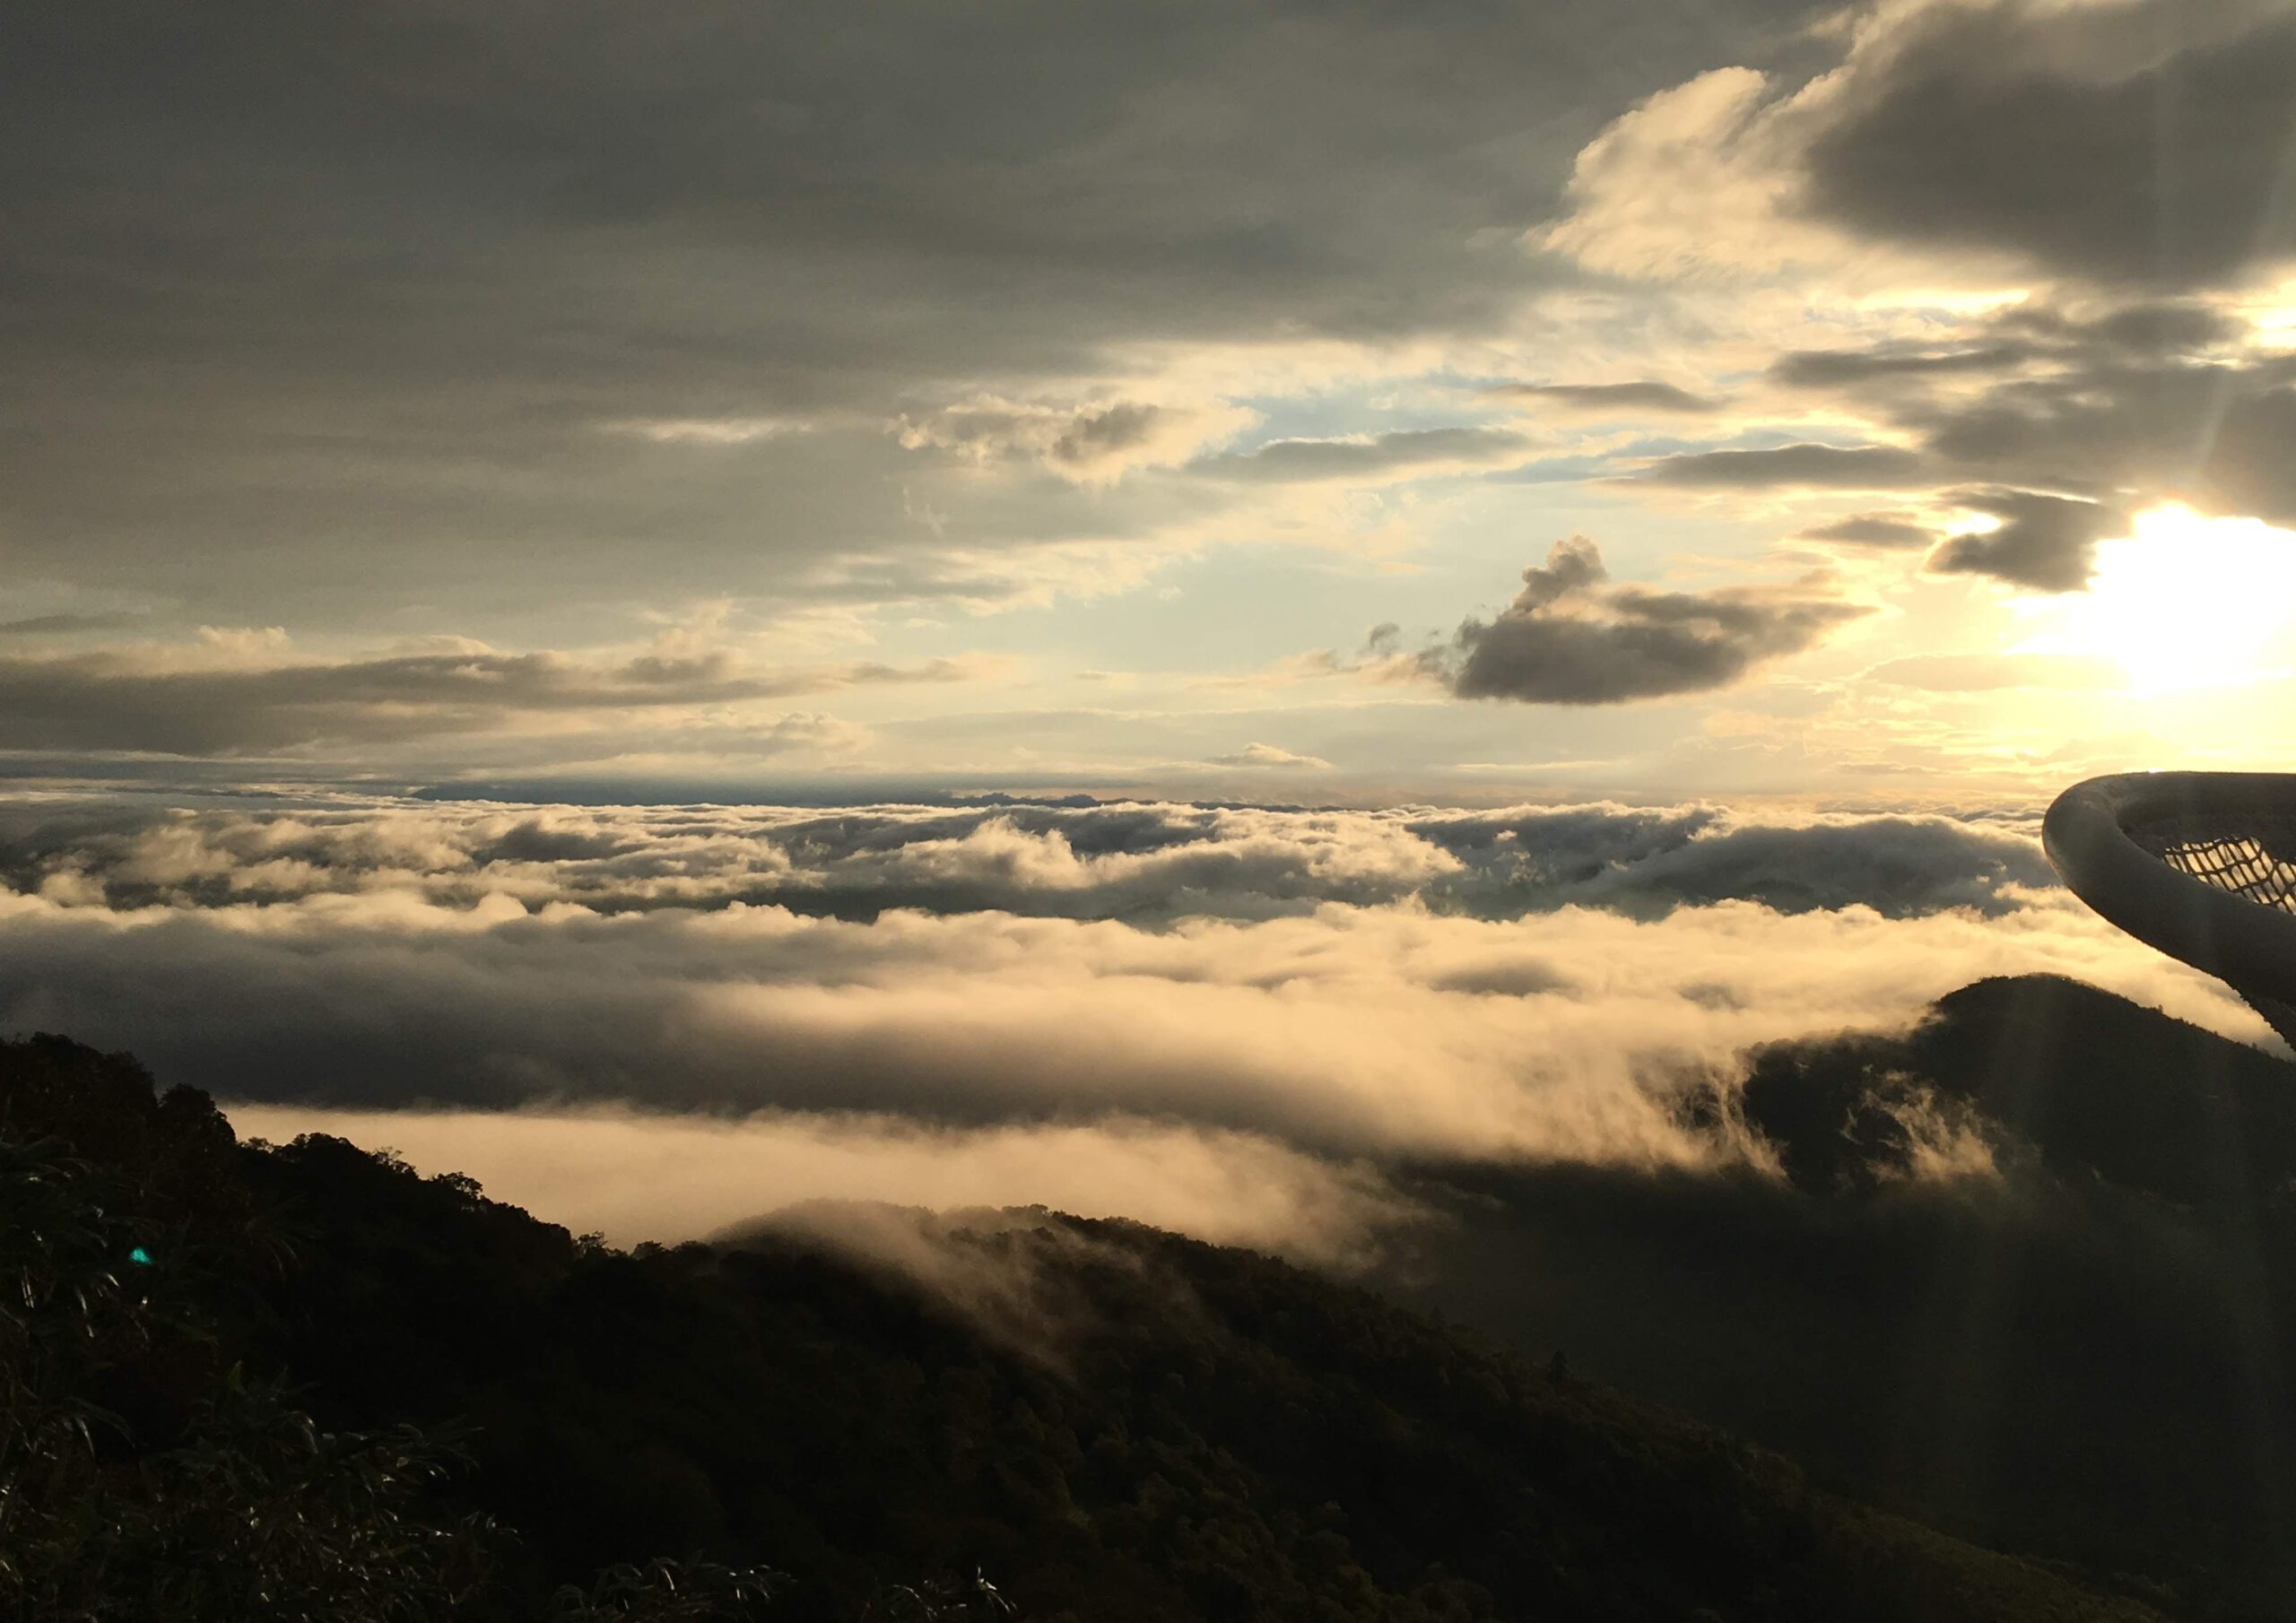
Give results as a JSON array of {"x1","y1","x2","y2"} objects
[
  {"x1": 1440, "y1": 535, "x2": 1873, "y2": 704},
  {"x1": 219, "y1": 1104, "x2": 1413, "y2": 1266}
]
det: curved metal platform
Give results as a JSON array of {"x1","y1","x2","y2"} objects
[{"x1": 2044, "y1": 772, "x2": 2296, "y2": 1047}]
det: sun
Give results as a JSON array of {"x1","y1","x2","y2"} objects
[{"x1": 2014, "y1": 504, "x2": 2296, "y2": 695}]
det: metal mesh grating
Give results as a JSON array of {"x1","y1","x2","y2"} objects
[{"x1": 2127, "y1": 812, "x2": 2296, "y2": 916}]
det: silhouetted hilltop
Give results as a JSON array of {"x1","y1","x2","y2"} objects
[
  {"x1": 1383, "y1": 975, "x2": 2296, "y2": 1623},
  {"x1": 1742, "y1": 973, "x2": 2296, "y2": 1204},
  {"x1": 1, "y1": 1032, "x2": 2166, "y2": 1623}
]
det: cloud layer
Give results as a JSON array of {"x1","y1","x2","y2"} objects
[
  {"x1": 2, "y1": 793, "x2": 2265, "y2": 1255},
  {"x1": 1803, "y1": 2, "x2": 2296, "y2": 290}
]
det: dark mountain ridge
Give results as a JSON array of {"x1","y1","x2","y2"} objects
[
  {"x1": 1380, "y1": 974, "x2": 2296, "y2": 1623},
  {"x1": 1, "y1": 1028, "x2": 2168, "y2": 1623},
  {"x1": 1755, "y1": 974, "x2": 2296, "y2": 1204}
]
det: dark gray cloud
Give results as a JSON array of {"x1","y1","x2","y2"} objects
[
  {"x1": 1050, "y1": 404, "x2": 1166, "y2": 469},
  {"x1": 1, "y1": 794, "x2": 2051, "y2": 929},
  {"x1": 1490, "y1": 381, "x2": 1720, "y2": 413},
  {"x1": 1768, "y1": 302, "x2": 2244, "y2": 395},
  {"x1": 1768, "y1": 345, "x2": 2034, "y2": 387},
  {"x1": 1538, "y1": 4, "x2": 2296, "y2": 568},
  {"x1": 1764, "y1": 309, "x2": 2296, "y2": 531},
  {"x1": 1639, "y1": 444, "x2": 1933, "y2": 490},
  {"x1": 1196, "y1": 427, "x2": 1530, "y2": 482},
  {"x1": 1995, "y1": 300, "x2": 2248, "y2": 356},
  {"x1": 0, "y1": 0, "x2": 1834, "y2": 626},
  {"x1": 1557, "y1": 814, "x2": 2051, "y2": 918},
  {"x1": 1797, "y1": 514, "x2": 1938, "y2": 549},
  {"x1": 0, "y1": 612, "x2": 147, "y2": 637},
  {"x1": 1444, "y1": 536, "x2": 1870, "y2": 704},
  {"x1": 1805, "y1": 4, "x2": 2296, "y2": 290},
  {"x1": 0, "y1": 793, "x2": 2158, "y2": 1167},
  {"x1": 1721, "y1": 291, "x2": 2296, "y2": 542},
  {"x1": 1917, "y1": 361, "x2": 2296, "y2": 523},
  {"x1": 0, "y1": 649, "x2": 970, "y2": 756},
  {"x1": 1926, "y1": 490, "x2": 2126, "y2": 593},
  {"x1": 1506, "y1": 534, "x2": 1609, "y2": 611}
]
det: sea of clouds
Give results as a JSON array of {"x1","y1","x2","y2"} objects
[{"x1": 0, "y1": 794, "x2": 2266, "y2": 1258}]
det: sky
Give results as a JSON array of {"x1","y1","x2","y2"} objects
[
  {"x1": 8, "y1": 0, "x2": 2296, "y2": 1254},
  {"x1": 10, "y1": 0, "x2": 2296, "y2": 803}
]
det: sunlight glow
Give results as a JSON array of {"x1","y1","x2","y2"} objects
[{"x1": 2016, "y1": 505, "x2": 2296, "y2": 695}]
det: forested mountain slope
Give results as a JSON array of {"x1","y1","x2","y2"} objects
[{"x1": 0, "y1": 1031, "x2": 2169, "y2": 1622}]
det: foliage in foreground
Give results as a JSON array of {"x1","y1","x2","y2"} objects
[{"x1": 0, "y1": 1131, "x2": 492, "y2": 1619}]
